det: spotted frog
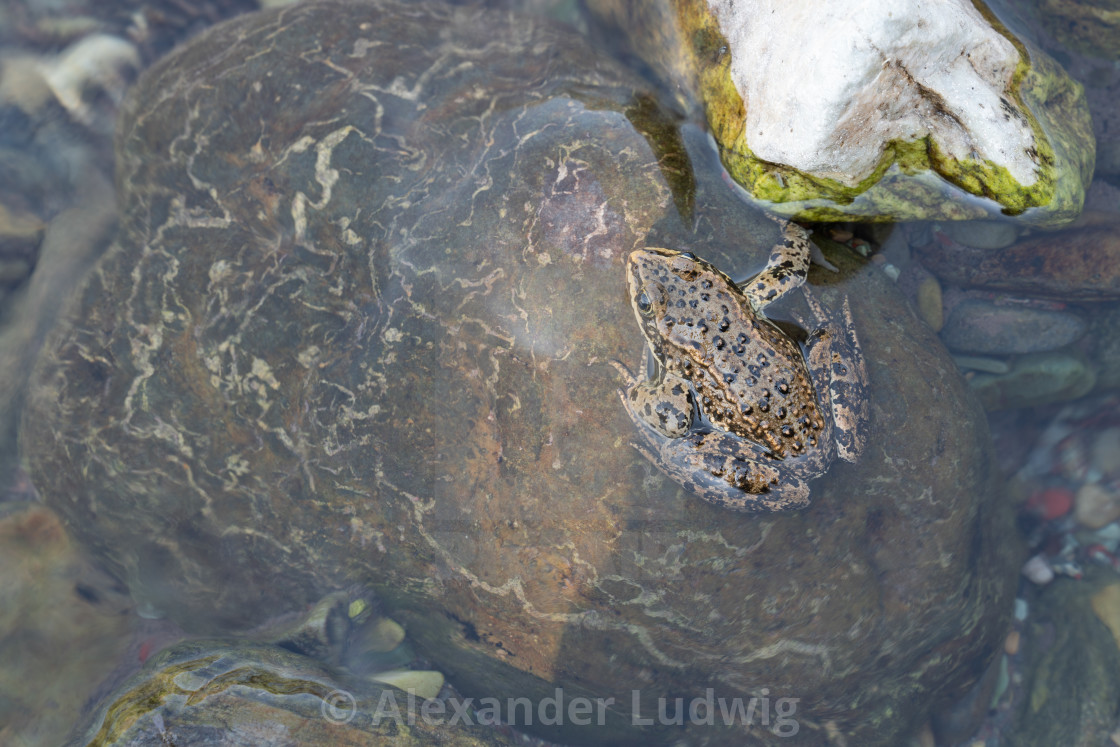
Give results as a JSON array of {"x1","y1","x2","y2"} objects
[{"x1": 615, "y1": 221, "x2": 869, "y2": 511}]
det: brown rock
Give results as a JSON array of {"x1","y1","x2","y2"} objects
[
  {"x1": 916, "y1": 225, "x2": 1120, "y2": 301},
  {"x1": 940, "y1": 299, "x2": 1086, "y2": 355}
]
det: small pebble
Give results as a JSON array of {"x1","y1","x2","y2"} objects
[
  {"x1": 1075, "y1": 482, "x2": 1120, "y2": 530},
  {"x1": 882, "y1": 263, "x2": 900, "y2": 281},
  {"x1": 830, "y1": 228, "x2": 853, "y2": 242},
  {"x1": 1003, "y1": 629, "x2": 1020, "y2": 656},
  {"x1": 1091, "y1": 428, "x2": 1120, "y2": 480},
  {"x1": 935, "y1": 220, "x2": 1019, "y2": 250},
  {"x1": 916, "y1": 276, "x2": 943, "y2": 331},
  {"x1": 1014, "y1": 598, "x2": 1029, "y2": 621},
  {"x1": 1021, "y1": 554, "x2": 1054, "y2": 585},
  {"x1": 1027, "y1": 486, "x2": 1074, "y2": 520},
  {"x1": 1096, "y1": 523, "x2": 1120, "y2": 549}
]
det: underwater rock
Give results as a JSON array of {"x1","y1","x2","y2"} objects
[
  {"x1": 21, "y1": 2, "x2": 1017, "y2": 745},
  {"x1": 934, "y1": 220, "x2": 1021, "y2": 250},
  {"x1": 916, "y1": 223, "x2": 1120, "y2": 302},
  {"x1": 65, "y1": 638, "x2": 517, "y2": 747},
  {"x1": 969, "y1": 350, "x2": 1096, "y2": 410},
  {"x1": 939, "y1": 299, "x2": 1087, "y2": 355},
  {"x1": 1008, "y1": 573, "x2": 1120, "y2": 746}
]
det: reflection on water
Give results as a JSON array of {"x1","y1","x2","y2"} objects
[{"x1": 0, "y1": 1, "x2": 1117, "y2": 746}]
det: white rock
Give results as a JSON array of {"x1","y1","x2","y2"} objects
[
  {"x1": 706, "y1": 0, "x2": 1037, "y2": 187},
  {"x1": 38, "y1": 34, "x2": 139, "y2": 124},
  {"x1": 1021, "y1": 554, "x2": 1054, "y2": 585}
]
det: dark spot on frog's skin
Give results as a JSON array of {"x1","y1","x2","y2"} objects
[
  {"x1": 748, "y1": 364, "x2": 761, "y2": 378},
  {"x1": 718, "y1": 318, "x2": 731, "y2": 332},
  {"x1": 781, "y1": 426, "x2": 795, "y2": 438},
  {"x1": 701, "y1": 279, "x2": 713, "y2": 289},
  {"x1": 758, "y1": 398, "x2": 770, "y2": 413},
  {"x1": 75, "y1": 583, "x2": 101, "y2": 604},
  {"x1": 777, "y1": 380, "x2": 790, "y2": 395},
  {"x1": 671, "y1": 382, "x2": 686, "y2": 396},
  {"x1": 713, "y1": 335, "x2": 725, "y2": 350}
]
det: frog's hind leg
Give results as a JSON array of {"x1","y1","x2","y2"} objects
[
  {"x1": 744, "y1": 219, "x2": 812, "y2": 312},
  {"x1": 802, "y1": 289, "x2": 870, "y2": 463},
  {"x1": 658, "y1": 430, "x2": 812, "y2": 512}
]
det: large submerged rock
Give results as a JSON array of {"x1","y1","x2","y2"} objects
[
  {"x1": 22, "y1": 2, "x2": 1016, "y2": 744},
  {"x1": 588, "y1": 0, "x2": 1095, "y2": 225}
]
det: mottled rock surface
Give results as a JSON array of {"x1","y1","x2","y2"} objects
[
  {"x1": 66, "y1": 638, "x2": 520, "y2": 747},
  {"x1": 22, "y1": 2, "x2": 1017, "y2": 745}
]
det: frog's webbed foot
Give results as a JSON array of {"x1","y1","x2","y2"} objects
[
  {"x1": 801, "y1": 288, "x2": 870, "y2": 463},
  {"x1": 744, "y1": 219, "x2": 812, "y2": 311},
  {"x1": 651, "y1": 430, "x2": 811, "y2": 512}
]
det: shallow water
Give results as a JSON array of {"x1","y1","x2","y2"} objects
[{"x1": 0, "y1": 1, "x2": 1117, "y2": 746}]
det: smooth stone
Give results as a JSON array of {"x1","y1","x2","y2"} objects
[
  {"x1": 1004, "y1": 629, "x2": 1020, "y2": 656},
  {"x1": 1008, "y1": 572, "x2": 1120, "y2": 746},
  {"x1": 940, "y1": 299, "x2": 1087, "y2": 355},
  {"x1": 970, "y1": 350, "x2": 1096, "y2": 410},
  {"x1": 1075, "y1": 483, "x2": 1120, "y2": 530},
  {"x1": 0, "y1": 504, "x2": 133, "y2": 746},
  {"x1": 1091, "y1": 427, "x2": 1120, "y2": 478},
  {"x1": 917, "y1": 225, "x2": 1120, "y2": 301},
  {"x1": 0, "y1": 202, "x2": 46, "y2": 252},
  {"x1": 935, "y1": 220, "x2": 1019, "y2": 250},
  {"x1": 1022, "y1": 554, "x2": 1055, "y2": 585},
  {"x1": 916, "y1": 275, "x2": 944, "y2": 331},
  {"x1": 65, "y1": 639, "x2": 517, "y2": 747},
  {"x1": 1088, "y1": 304, "x2": 1120, "y2": 392}
]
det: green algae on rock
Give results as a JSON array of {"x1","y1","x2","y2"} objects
[
  {"x1": 66, "y1": 639, "x2": 515, "y2": 747},
  {"x1": 22, "y1": 1, "x2": 1017, "y2": 745},
  {"x1": 587, "y1": 0, "x2": 1095, "y2": 226}
]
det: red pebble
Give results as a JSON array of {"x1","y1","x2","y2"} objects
[{"x1": 1027, "y1": 487, "x2": 1074, "y2": 520}]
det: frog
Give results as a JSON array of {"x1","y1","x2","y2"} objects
[{"x1": 614, "y1": 220, "x2": 869, "y2": 511}]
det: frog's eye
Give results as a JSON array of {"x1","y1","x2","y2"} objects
[
  {"x1": 636, "y1": 290, "x2": 654, "y2": 316},
  {"x1": 679, "y1": 252, "x2": 697, "y2": 261}
]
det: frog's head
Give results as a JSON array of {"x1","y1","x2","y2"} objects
[{"x1": 625, "y1": 248, "x2": 733, "y2": 358}]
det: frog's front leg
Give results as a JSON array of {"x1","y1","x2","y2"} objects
[
  {"x1": 612, "y1": 355, "x2": 693, "y2": 438},
  {"x1": 744, "y1": 220, "x2": 812, "y2": 311},
  {"x1": 802, "y1": 289, "x2": 870, "y2": 463}
]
